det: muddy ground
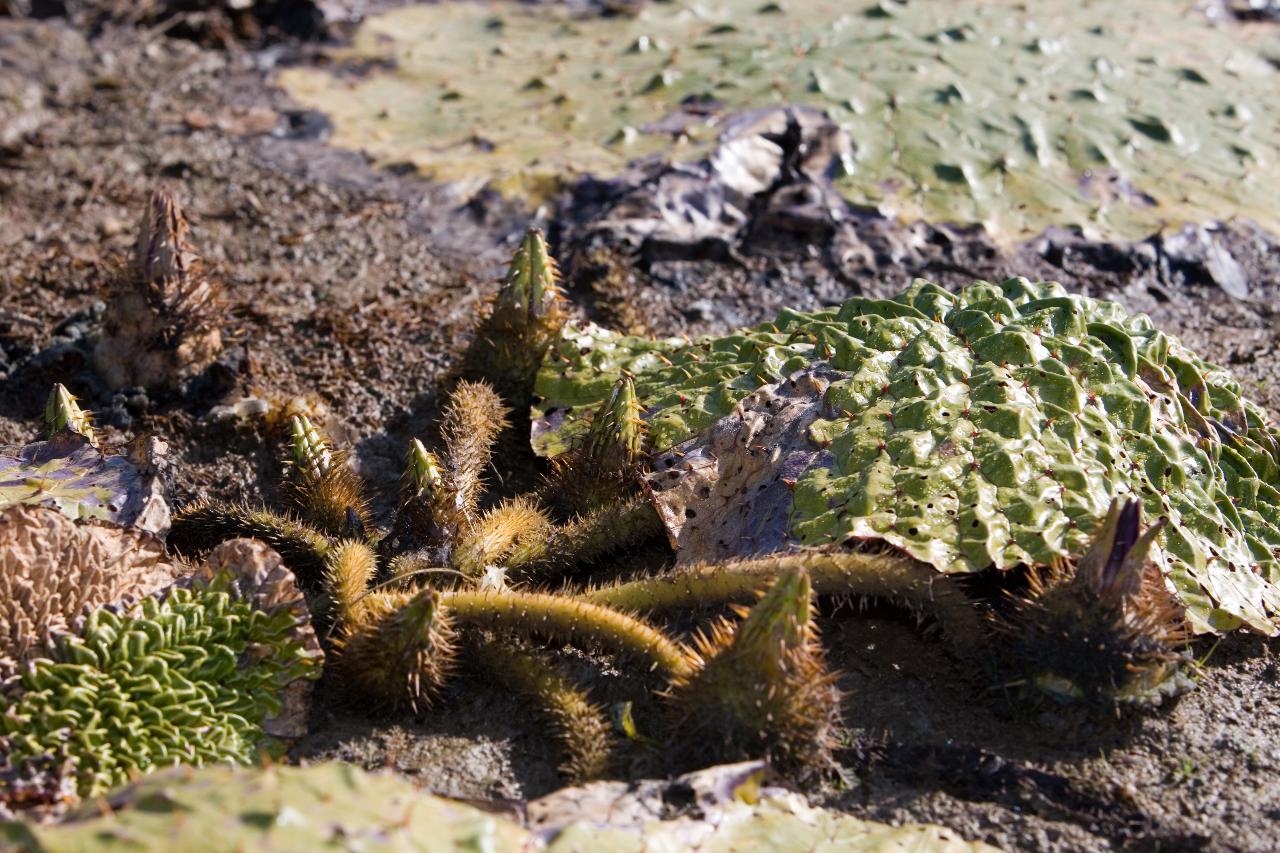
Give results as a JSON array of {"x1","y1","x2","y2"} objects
[{"x1": 1, "y1": 9, "x2": 1279, "y2": 851}]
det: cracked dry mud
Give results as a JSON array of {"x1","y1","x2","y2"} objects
[{"x1": 1, "y1": 7, "x2": 1279, "y2": 852}]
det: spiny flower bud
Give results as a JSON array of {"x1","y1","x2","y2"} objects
[
  {"x1": 583, "y1": 376, "x2": 645, "y2": 475},
  {"x1": 665, "y1": 568, "x2": 842, "y2": 779},
  {"x1": 44, "y1": 384, "x2": 96, "y2": 446},
  {"x1": 403, "y1": 438, "x2": 444, "y2": 499},
  {"x1": 995, "y1": 499, "x2": 1191, "y2": 706},
  {"x1": 333, "y1": 587, "x2": 457, "y2": 713},
  {"x1": 498, "y1": 226, "x2": 563, "y2": 323},
  {"x1": 464, "y1": 226, "x2": 568, "y2": 409},
  {"x1": 287, "y1": 415, "x2": 333, "y2": 481},
  {"x1": 279, "y1": 416, "x2": 370, "y2": 541}
]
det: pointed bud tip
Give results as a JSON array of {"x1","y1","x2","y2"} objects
[
  {"x1": 44, "y1": 383, "x2": 95, "y2": 443},
  {"x1": 404, "y1": 439, "x2": 444, "y2": 493}
]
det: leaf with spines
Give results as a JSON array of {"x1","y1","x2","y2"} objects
[
  {"x1": 534, "y1": 277, "x2": 1280, "y2": 636},
  {"x1": 0, "y1": 544, "x2": 322, "y2": 798}
]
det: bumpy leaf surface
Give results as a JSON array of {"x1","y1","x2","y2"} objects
[
  {"x1": 0, "y1": 566, "x2": 322, "y2": 797},
  {"x1": 279, "y1": 0, "x2": 1280, "y2": 240},
  {"x1": 533, "y1": 279, "x2": 1280, "y2": 634}
]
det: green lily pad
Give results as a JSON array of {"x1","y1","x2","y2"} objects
[{"x1": 279, "y1": 0, "x2": 1280, "y2": 240}]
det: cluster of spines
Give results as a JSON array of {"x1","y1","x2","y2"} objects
[
  {"x1": 450, "y1": 496, "x2": 553, "y2": 581},
  {"x1": 322, "y1": 540, "x2": 378, "y2": 625},
  {"x1": 438, "y1": 381, "x2": 510, "y2": 531},
  {"x1": 663, "y1": 568, "x2": 842, "y2": 778},
  {"x1": 993, "y1": 499, "x2": 1190, "y2": 705}
]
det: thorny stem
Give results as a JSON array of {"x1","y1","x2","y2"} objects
[
  {"x1": 441, "y1": 588, "x2": 695, "y2": 679},
  {"x1": 583, "y1": 549, "x2": 985, "y2": 652},
  {"x1": 505, "y1": 496, "x2": 664, "y2": 579},
  {"x1": 169, "y1": 500, "x2": 333, "y2": 585},
  {"x1": 473, "y1": 638, "x2": 617, "y2": 783},
  {"x1": 323, "y1": 540, "x2": 378, "y2": 626}
]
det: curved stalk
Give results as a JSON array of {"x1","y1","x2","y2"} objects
[
  {"x1": 441, "y1": 589, "x2": 694, "y2": 679},
  {"x1": 583, "y1": 549, "x2": 985, "y2": 652}
]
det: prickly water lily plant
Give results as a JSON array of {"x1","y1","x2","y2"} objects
[
  {"x1": 0, "y1": 539, "x2": 322, "y2": 800},
  {"x1": 92, "y1": 187, "x2": 223, "y2": 392},
  {"x1": 534, "y1": 277, "x2": 1280, "y2": 640},
  {"x1": 165, "y1": 279, "x2": 687, "y2": 779},
  {"x1": 165, "y1": 233, "x2": 1280, "y2": 792}
]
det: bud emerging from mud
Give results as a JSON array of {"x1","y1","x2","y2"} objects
[
  {"x1": 545, "y1": 377, "x2": 648, "y2": 515},
  {"x1": 464, "y1": 227, "x2": 568, "y2": 408},
  {"x1": 583, "y1": 377, "x2": 645, "y2": 474},
  {"x1": 43, "y1": 384, "x2": 96, "y2": 446},
  {"x1": 995, "y1": 499, "x2": 1191, "y2": 706},
  {"x1": 92, "y1": 187, "x2": 223, "y2": 391},
  {"x1": 280, "y1": 415, "x2": 371, "y2": 540},
  {"x1": 664, "y1": 568, "x2": 842, "y2": 779},
  {"x1": 403, "y1": 438, "x2": 444, "y2": 499}
]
